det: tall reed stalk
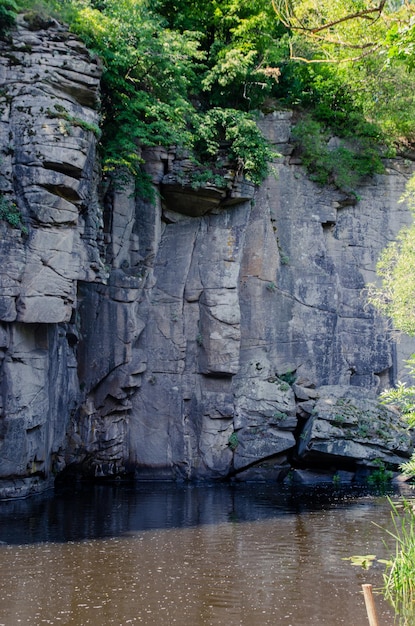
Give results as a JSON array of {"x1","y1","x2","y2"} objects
[{"x1": 377, "y1": 498, "x2": 415, "y2": 625}]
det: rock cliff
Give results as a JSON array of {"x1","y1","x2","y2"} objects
[{"x1": 0, "y1": 17, "x2": 414, "y2": 498}]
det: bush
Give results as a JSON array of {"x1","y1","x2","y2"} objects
[
  {"x1": 376, "y1": 356, "x2": 415, "y2": 483},
  {"x1": 194, "y1": 108, "x2": 278, "y2": 185},
  {"x1": 291, "y1": 115, "x2": 384, "y2": 192},
  {"x1": 0, "y1": 0, "x2": 18, "y2": 37}
]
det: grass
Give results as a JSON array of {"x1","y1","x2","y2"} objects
[
  {"x1": 345, "y1": 498, "x2": 415, "y2": 624},
  {"x1": 375, "y1": 498, "x2": 415, "y2": 625}
]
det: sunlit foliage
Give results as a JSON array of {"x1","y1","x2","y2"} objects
[{"x1": 8, "y1": 0, "x2": 415, "y2": 191}]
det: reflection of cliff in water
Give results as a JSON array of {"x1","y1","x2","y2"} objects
[{"x1": 0, "y1": 483, "x2": 404, "y2": 545}]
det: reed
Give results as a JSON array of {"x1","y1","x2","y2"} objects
[{"x1": 377, "y1": 498, "x2": 415, "y2": 625}]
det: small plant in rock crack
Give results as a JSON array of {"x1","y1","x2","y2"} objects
[
  {"x1": 359, "y1": 425, "x2": 371, "y2": 437},
  {"x1": 367, "y1": 459, "x2": 393, "y2": 486},
  {"x1": 279, "y1": 370, "x2": 297, "y2": 385},
  {"x1": 272, "y1": 411, "x2": 286, "y2": 422},
  {"x1": 0, "y1": 193, "x2": 27, "y2": 234},
  {"x1": 228, "y1": 432, "x2": 239, "y2": 451},
  {"x1": 332, "y1": 473, "x2": 341, "y2": 486},
  {"x1": 46, "y1": 107, "x2": 101, "y2": 138}
]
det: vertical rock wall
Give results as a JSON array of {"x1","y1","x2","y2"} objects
[
  {"x1": 0, "y1": 19, "x2": 414, "y2": 497},
  {"x1": 121, "y1": 115, "x2": 415, "y2": 482},
  {"x1": 0, "y1": 16, "x2": 103, "y2": 497}
]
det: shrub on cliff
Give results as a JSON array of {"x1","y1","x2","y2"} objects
[
  {"x1": 32, "y1": 0, "x2": 279, "y2": 187},
  {"x1": 11, "y1": 0, "x2": 415, "y2": 192},
  {"x1": 0, "y1": 0, "x2": 18, "y2": 37}
]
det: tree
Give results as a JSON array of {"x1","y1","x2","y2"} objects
[
  {"x1": 367, "y1": 209, "x2": 415, "y2": 337},
  {"x1": 54, "y1": 0, "x2": 283, "y2": 184},
  {"x1": 0, "y1": 0, "x2": 18, "y2": 37},
  {"x1": 14, "y1": 0, "x2": 415, "y2": 189},
  {"x1": 269, "y1": 0, "x2": 415, "y2": 188},
  {"x1": 271, "y1": 0, "x2": 410, "y2": 63}
]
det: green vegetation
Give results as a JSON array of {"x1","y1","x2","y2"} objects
[
  {"x1": 380, "y1": 367, "x2": 415, "y2": 430},
  {"x1": 46, "y1": 105, "x2": 101, "y2": 138},
  {"x1": 0, "y1": 193, "x2": 27, "y2": 233},
  {"x1": 11, "y1": 0, "x2": 281, "y2": 189},
  {"x1": 345, "y1": 498, "x2": 415, "y2": 624},
  {"x1": 228, "y1": 432, "x2": 239, "y2": 451},
  {"x1": 271, "y1": 0, "x2": 415, "y2": 185},
  {"x1": 6, "y1": 0, "x2": 415, "y2": 195},
  {"x1": 291, "y1": 115, "x2": 385, "y2": 193},
  {"x1": 279, "y1": 370, "x2": 297, "y2": 385},
  {"x1": 343, "y1": 553, "x2": 377, "y2": 570},
  {"x1": 380, "y1": 499, "x2": 415, "y2": 626},
  {"x1": 0, "y1": 0, "x2": 18, "y2": 37},
  {"x1": 378, "y1": 357, "x2": 415, "y2": 480},
  {"x1": 366, "y1": 458, "x2": 393, "y2": 487},
  {"x1": 368, "y1": 221, "x2": 415, "y2": 337}
]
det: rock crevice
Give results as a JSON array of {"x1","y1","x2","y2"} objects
[{"x1": 0, "y1": 21, "x2": 414, "y2": 497}]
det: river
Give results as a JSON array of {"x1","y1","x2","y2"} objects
[{"x1": 0, "y1": 482, "x2": 405, "y2": 625}]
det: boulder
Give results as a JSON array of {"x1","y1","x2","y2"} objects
[{"x1": 297, "y1": 385, "x2": 413, "y2": 469}]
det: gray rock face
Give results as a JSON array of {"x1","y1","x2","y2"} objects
[
  {"x1": 0, "y1": 20, "x2": 414, "y2": 497},
  {"x1": 0, "y1": 16, "x2": 103, "y2": 497},
  {"x1": 0, "y1": 14, "x2": 103, "y2": 324},
  {"x1": 297, "y1": 385, "x2": 413, "y2": 468}
]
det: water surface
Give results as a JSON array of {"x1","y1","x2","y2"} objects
[{"x1": 0, "y1": 483, "x2": 403, "y2": 625}]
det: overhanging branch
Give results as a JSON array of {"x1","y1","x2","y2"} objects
[{"x1": 272, "y1": 0, "x2": 387, "y2": 33}]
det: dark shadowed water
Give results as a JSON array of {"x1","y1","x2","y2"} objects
[{"x1": 0, "y1": 482, "x2": 406, "y2": 625}]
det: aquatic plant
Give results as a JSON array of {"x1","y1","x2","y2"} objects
[
  {"x1": 346, "y1": 497, "x2": 415, "y2": 625},
  {"x1": 376, "y1": 498, "x2": 415, "y2": 625}
]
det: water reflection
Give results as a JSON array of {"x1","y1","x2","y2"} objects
[
  {"x1": 0, "y1": 482, "x2": 397, "y2": 544},
  {"x1": 0, "y1": 484, "x2": 404, "y2": 625}
]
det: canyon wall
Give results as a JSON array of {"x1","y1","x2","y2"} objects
[{"x1": 0, "y1": 17, "x2": 413, "y2": 498}]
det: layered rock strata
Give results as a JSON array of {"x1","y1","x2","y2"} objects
[
  {"x1": 0, "y1": 17, "x2": 414, "y2": 498},
  {"x1": 0, "y1": 15, "x2": 103, "y2": 497}
]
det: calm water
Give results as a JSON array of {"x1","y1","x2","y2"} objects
[{"x1": 0, "y1": 482, "x2": 406, "y2": 626}]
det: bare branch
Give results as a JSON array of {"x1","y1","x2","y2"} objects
[
  {"x1": 273, "y1": 0, "x2": 388, "y2": 62},
  {"x1": 272, "y1": 0, "x2": 387, "y2": 34},
  {"x1": 307, "y1": 31, "x2": 377, "y2": 50},
  {"x1": 309, "y1": 0, "x2": 387, "y2": 34},
  {"x1": 289, "y1": 40, "x2": 382, "y2": 63}
]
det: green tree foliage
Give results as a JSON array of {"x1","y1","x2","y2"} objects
[
  {"x1": 194, "y1": 108, "x2": 277, "y2": 185},
  {"x1": 157, "y1": 0, "x2": 286, "y2": 109},
  {"x1": 0, "y1": 0, "x2": 18, "y2": 37},
  {"x1": 272, "y1": 0, "x2": 415, "y2": 158},
  {"x1": 273, "y1": 0, "x2": 388, "y2": 56},
  {"x1": 368, "y1": 227, "x2": 415, "y2": 336},
  {"x1": 62, "y1": 0, "x2": 203, "y2": 179},
  {"x1": 10, "y1": 0, "x2": 415, "y2": 192},
  {"x1": 291, "y1": 114, "x2": 384, "y2": 191},
  {"x1": 24, "y1": 0, "x2": 280, "y2": 186}
]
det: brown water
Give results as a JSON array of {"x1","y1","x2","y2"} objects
[{"x1": 0, "y1": 483, "x2": 404, "y2": 626}]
